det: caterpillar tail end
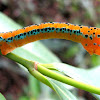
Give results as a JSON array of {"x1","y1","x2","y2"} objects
[{"x1": 81, "y1": 43, "x2": 100, "y2": 55}]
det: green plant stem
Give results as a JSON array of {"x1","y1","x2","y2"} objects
[
  {"x1": 5, "y1": 53, "x2": 33, "y2": 69},
  {"x1": 4, "y1": 53, "x2": 54, "y2": 90},
  {"x1": 2, "y1": 52, "x2": 100, "y2": 95},
  {"x1": 37, "y1": 64, "x2": 100, "y2": 95},
  {"x1": 28, "y1": 68, "x2": 54, "y2": 90}
]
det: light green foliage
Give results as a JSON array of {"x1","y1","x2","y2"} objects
[
  {"x1": 0, "y1": 93, "x2": 6, "y2": 100},
  {"x1": 0, "y1": 12, "x2": 100, "y2": 100}
]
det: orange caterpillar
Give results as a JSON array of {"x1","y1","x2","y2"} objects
[{"x1": 0, "y1": 22, "x2": 100, "y2": 55}]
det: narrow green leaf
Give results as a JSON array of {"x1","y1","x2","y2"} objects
[
  {"x1": 53, "y1": 63, "x2": 100, "y2": 99},
  {"x1": 49, "y1": 80, "x2": 78, "y2": 100},
  {"x1": 28, "y1": 75, "x2": 40, "y2": 99},
  {"x1": 0, "y1": 93, "x2": 6, "y2": 100}
]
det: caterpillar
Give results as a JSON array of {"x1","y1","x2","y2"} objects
[{"x1": 0, "y1": 22, "x2": 100, "y2": 55}]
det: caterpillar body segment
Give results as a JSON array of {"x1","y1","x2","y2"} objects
[{"x1": 0, "y1": 22, "x2": 100, "y2": 55}]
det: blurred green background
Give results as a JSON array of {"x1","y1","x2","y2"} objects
[{"x1": 0, "y1": 0, "x2": 100, "y2": 100}]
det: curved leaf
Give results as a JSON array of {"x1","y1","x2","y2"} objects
[{"x1": 53, "y1": 63, "x2": 100, "y2": 99}]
